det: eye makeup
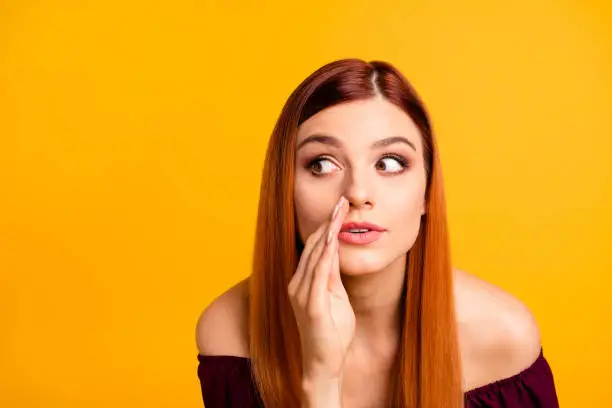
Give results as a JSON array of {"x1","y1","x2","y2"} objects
[{"x1": 302, "y1": 152, "x2": 411, "y2": 177}]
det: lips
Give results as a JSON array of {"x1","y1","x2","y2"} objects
[
  {"x1": 340, "y1": 221, "x2": 386, "y2": 233},
  {"x1": 338, "y1": 221, "x2": 387, "y2": 245}
]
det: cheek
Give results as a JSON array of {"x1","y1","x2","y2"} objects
[
  {"x1": 388, "y1": 177, "x2": 425, "y2": 212},
  {"x1": 387, "y1": 182, "x2": 426, "y2": 247}
]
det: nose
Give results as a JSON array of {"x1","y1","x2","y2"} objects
[{"x1": 342, "y1": 167, "x2": 375, "y2": 210}]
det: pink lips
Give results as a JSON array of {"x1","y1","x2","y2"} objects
[{"x1": 338, "y1": 221, "x2": 387, "y2": 245}]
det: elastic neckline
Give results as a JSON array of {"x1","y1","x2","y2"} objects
[{"x1": 198, "y1": 348, "x2": 547, "y2": 397}]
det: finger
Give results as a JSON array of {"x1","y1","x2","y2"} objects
[
  {"x1": 297, "y1": 223, "x2": 330, "y2": 304},
  {"x1": 333, "y1": 246, "x2": 339, "y2": 276},
  {"x1": 288, "y1": 220, "x2": 328, "y2": 297},
  {"x1": 306, "y1": 198, "x2": 347, "y2": 308},
  {"x1": 311, "y1": 200, "x2": 349, "y2": 298},
  {"x1": 296, "y1": 197, "x2": 344, "y2": 304},
  {"x1": 309, "y1": 227, "x2": 340, "y2": 312},
  {"x1": 328, "y1": 248, "x2": 344, "y2": 294},
  {"x1": 329, "y1": 199, "x2": 349, "y2": 285}
]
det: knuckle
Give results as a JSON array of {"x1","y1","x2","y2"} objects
[
  {"x1": 287, "y1": 283, "x2": 296, "y2": 297},
  {"x1": 296, "y1": 292, "x2": 307, "y2": 308},
  {"x1": 313, "y1": 264, "x2": 325, "y2": 277},
  {"x1": 306, "y1": 303, "x2": 323, "y2": 319},
  {"x1": 288, "y1": 294, "x2": 300, "y2": 309},
  {"x1": 305, "y1": 233, "x2": 318, "y2": 247}
]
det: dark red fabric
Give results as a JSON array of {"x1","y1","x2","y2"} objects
[{"x1": 197, "y1": 349, "x2": 559, "y2": 407}]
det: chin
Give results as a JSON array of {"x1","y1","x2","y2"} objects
[{"x1": 338, "y1": 248, "x2": 392, "y2": 276}]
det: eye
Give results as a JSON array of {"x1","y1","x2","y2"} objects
[
  {"x1": 376, "y1": 155, "x2": 408, "y2": 173},
  {"x1": 307, "y1": 157, "x2": 341, "y2": 176}
]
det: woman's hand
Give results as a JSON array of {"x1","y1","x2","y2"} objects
[{"x1": 288, "y1": 195, "x2": 356, "y2": 405}]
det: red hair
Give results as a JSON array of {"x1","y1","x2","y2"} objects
[{"x1": 248, "y1": 58, "x2": 463, "y2": 407}]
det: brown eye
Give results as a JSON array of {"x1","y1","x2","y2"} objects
[
  {"x1": 376, "y1": 156, "x2": 408, "y2": 173},
  {"x1": 308, "y1": 158, "x2": 340, "y2": 175}
]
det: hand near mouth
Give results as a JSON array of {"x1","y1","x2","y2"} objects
[{"x1": 287, "y1": 196, "x2": 356, "y2": 406}]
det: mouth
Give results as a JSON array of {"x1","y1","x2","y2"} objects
[
  {"x1": 340, "y1": 221, "x2": 386, "y2": 233},
  {"x1": 338, "y1": 222, "x2": 386, "y2": 245}
]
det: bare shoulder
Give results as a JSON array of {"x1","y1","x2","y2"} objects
[
  {"x1": 453, "y1": 268, "x2": 542, "y2": 390},
  {"x1": 195, "y1": 278, "x2": 250, "y2": 357}
]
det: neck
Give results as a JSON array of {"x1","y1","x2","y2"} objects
[{"x1": 341, "y1": 254, "x2": 406, "y2": 360}]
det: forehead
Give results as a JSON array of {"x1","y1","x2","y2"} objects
[{"x1": 296, "y1": 97, "x2": 423, "y2": 151}]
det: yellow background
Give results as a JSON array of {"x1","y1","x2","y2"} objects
[{"x1": 1, "y1": 1, "x2": 610, "y2": 407}]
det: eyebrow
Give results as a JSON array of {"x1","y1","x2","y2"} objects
[{"x1": 296, "y1": 134, "x2": 417, "y2": 152}]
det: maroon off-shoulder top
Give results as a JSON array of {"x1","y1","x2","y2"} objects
[{"x1": 197, "y1": 348, "x2": 559, "y2": 407}]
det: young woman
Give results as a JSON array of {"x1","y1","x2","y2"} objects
[{"x1": 195, "y1": 59, "x2": 559, "y2": 408}]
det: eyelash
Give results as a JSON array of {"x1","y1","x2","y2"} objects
[
  {"x1": 380, "y1": 153, "x2": 409, "y2": 169},
  {"x1": 305, "y1": 153, "x2": 410, "y2": 176}
]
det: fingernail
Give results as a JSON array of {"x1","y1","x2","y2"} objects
[
  {"x1": 332, "y1": 196, "x2": 344, "y2": 219},
  {"x1": 327, "y1": 228, "x2": 334, "y2": 244}
]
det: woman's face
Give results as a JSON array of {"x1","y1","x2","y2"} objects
[{"x1": 294, "y1": 97, "x2": 428, "y2": 276}]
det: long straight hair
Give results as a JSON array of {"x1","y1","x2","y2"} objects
[{"x1": 248, "y1": 58, "x2": 463, "y2": 408}]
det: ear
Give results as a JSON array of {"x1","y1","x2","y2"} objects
[{"x1": 420, "y1": 199, "x2": 426, "y2": 216}]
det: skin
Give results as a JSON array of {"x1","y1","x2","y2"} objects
[
  {"x1": 291, "y1": 97, "x2": 428, "y2": 407},
  {"x1": 294, "y1": 97, "x2": 426, "y2": 349},
  {"x1": 196, "y1": 97, "x2": 543, "y2": 408}
]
